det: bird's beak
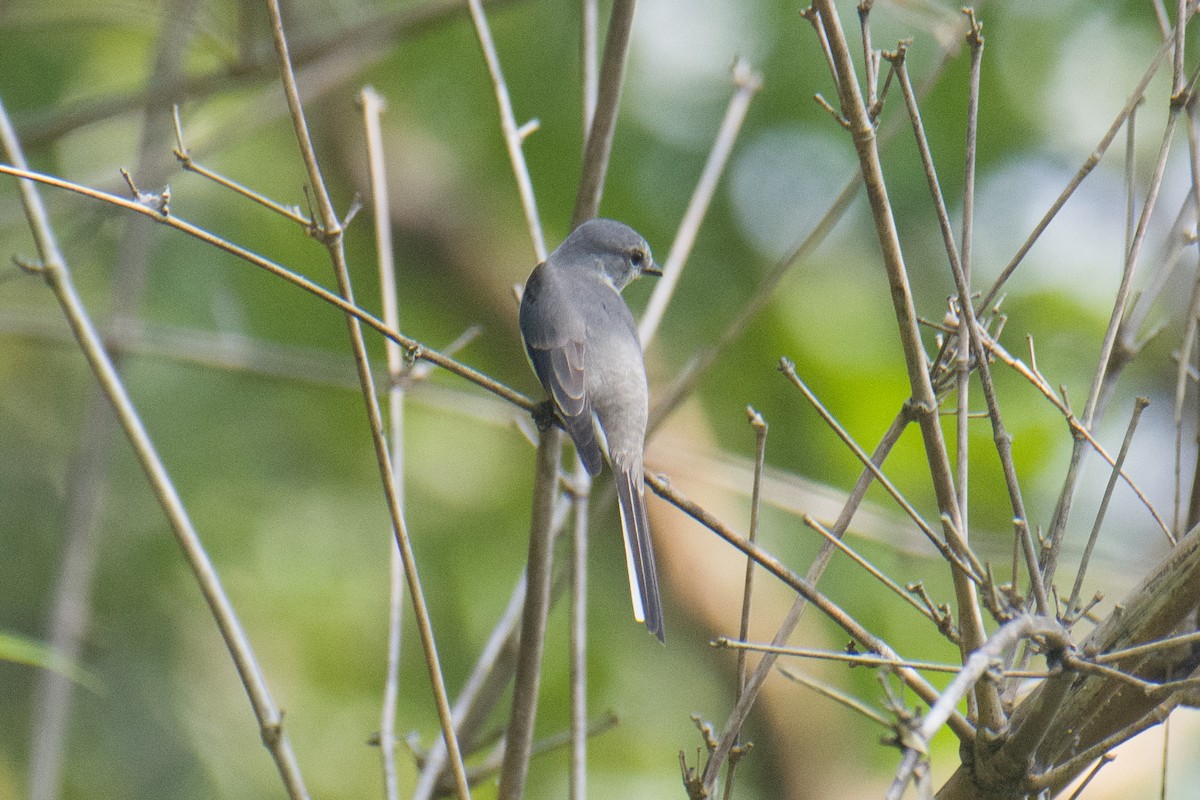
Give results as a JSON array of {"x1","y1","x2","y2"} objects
[{"x1": 644, "y1": 260, "x2": 663, "y2": 277}]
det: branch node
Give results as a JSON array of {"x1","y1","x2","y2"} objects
[
  {"x1": 963, "y1": 7, "x2": 984, "y2": 48},
  {"x1": 516, "y1": 118, "x2": 540, "y2": 141},
  {"x1": 13, "y1": 255, "x2": 46, "y2": 275},
  {"x1": 880, "y1": 39, "x2": 912, "y2": 66},
  {"x1": 261, "y1": 713, "x2": 284, "y2": 747},
  {"x1": 745, "y1": 405, "x2": 768, "y2": 431},
  {"x1": 119, "y1": 168, "x2": 170, "y2": 216},
  {"x1": 731, "y1": 56, "x2": 764, "y2": 93},
  {"x1": 171, "y1": 104, "x2": 192, "y2": 167}
]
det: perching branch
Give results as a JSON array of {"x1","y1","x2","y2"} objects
[
  {"x1": 0, "y1": 164, "x2": 535, "y2": 412},
  {"x1": 498, "y1": 428, "x2": 563, "y2": 800}
]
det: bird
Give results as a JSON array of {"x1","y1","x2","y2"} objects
[{"x1": 518, "y1": 218, "x2": 665, "y2": 641}]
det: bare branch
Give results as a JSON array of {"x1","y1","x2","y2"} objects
[
  {"x1": 809, "y1": 1, "x2": 990, "y2": 690},
  {"x1": 361, "y1": 85, "x2": 407, "y2": 800},
  {"x1": 0, "y1": 96, "x2": 312, "y2": 800},
  {"x1": 639, "y1": 58, "x2": 762, "y2": 347},
  {"x1": 465, "y1": 0, "x2": 546, "y2": 259},
  {"x1": 1065, "y1": 397, "x2": 1150, "y2": 619},
  {"x1": 572, "y1": 0, "x2": 637, "y2": 226},
  {"x1": 889, "y1": 615, "x2": 1070, "y2": 800},
  {"x1": 266, "y1": 2, "x2": 470, "y2": 796}
]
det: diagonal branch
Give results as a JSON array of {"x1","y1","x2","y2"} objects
[
  {"x1": 0, "y1": 164, "x2": 535, "y2": 412},
  {"x1": 465, "y1": 0, "x2": 546, "y2": 259},
  {"x1": 265, "y1": 2, "x2": 470, "y2": 797},
  {"x1": 638, "y1": 58, "x2": 762, "y2": 347},
  {"x1": 0, "y1": 97, "x2": 312, "y2": 800}
]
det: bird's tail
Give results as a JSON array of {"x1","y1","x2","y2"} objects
[{"x1": 616, "y1": 465, "x2": 664, "y2": 642}]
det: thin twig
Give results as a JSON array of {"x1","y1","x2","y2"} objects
[
  {"x1": 1065, "y1": 397, "x2": 1150, "y2": 618},
  {"x1": 858, "y1": 2, "x2": 878, "y2": 114},
  {"x1": 465, "y1": 0, "x2": 546, "y2": 259},
  {"x1": 955, "y1": 10, "x2": 983, "y2": 604},
  {"x1": 1096, "y1": 629, "x2": 1200, "y2": 664},
  {"x1": 569, "y1": 461, "x2": 591, "y2": 800},
  {"x1": 802, "y1": 516, "x2": 940, "y2": 627},
  {"x1": 173, "y1": 107, "x2": 313, "y2": 229},
  {"x1": 1066, "y1": 754, "x2": 1116, "y2": 800},
  {"x1": 800, "y1": 7, "x2": 839, "y2": 94},
  {"x1": 1059, "y1": 653, "x2": 1160, "y2": 694},
  {"x1": 361, "y1": 85, "x2": 406, "y2": 800},
  {"x1": 723, "y1": 407, "x2": 768, "y2": 800},
  {"x1": 960, "y1": 11, "x2": 983, "y2": 299},
  {"x1": 778, "y1": 666, "x2": 892, "y2": 728},
  {"x1": 737, "y1": 408, "x2": 769, "y2": 694},
  {"x1": 1125, "y1": 101, "x2": 1140, "y2": 276},
  {"x1": 1174, "y1": 0, "x2": 1187, "y2": 98},
  {"x1": 0, "y1": 97, "x2": 312, "y2": 800},
  {"x1": 1160, "y1": 715, "x2": 1169, "y2": 800},
  {"x1": 638, "y1": 58, "x2": 762, "y2": 347},
  {"x1": 265, "y1": 2, "x2": 471, "y2": 797},
  {"x1": 715, "y1": 638, "x2": 1053, "y2": 678}
]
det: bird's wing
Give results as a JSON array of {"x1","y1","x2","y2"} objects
[{"x1": 522, "y1": 270, "x2": 605, "y2": 475}]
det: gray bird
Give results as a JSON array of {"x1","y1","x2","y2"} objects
[{"x1": 519, "y1": 218, "x2": 665, "y2": 641}]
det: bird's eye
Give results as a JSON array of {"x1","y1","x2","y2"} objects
[{"x1": 629, "y1": 249, "x2": 645, "y2": 268}]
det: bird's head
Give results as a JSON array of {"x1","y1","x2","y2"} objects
[{"x1": 562, "y1": 218, "x2": 660, "y2": 291}]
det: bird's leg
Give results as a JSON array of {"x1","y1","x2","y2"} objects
[{"x1": 531, "y1": 399, "x2": 561, "y2": 432}]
